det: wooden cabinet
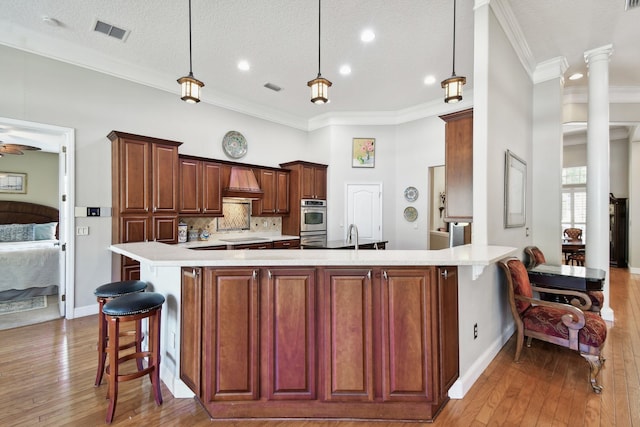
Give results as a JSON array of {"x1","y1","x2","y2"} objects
[
  {"x1": 440, "y1": 109, "x2": 473, "y2": 223},
  {"x1": 280, "y1": 161, "x2": 328, "y2": 236},
  {"x1": 179, "y1": 156, "x2": 223, "y2": 216},
  {"x1": 182, "y1": 264, "x2": 458, "y2": 421},
  {"x1": 109, "y1": 131, "x2": 182, "y2": 280},
  {"x1": 201, "y1": 268, "x2": 260, "y2": 402},
  {"x1": 230, "y1": 242, "x2": 274, "y2": 250},
  {"x1": 609, "y1": 194, "x2": 628, "y2": 267},
  {"x1": 180, "y1": 267, "x2": 202, "y2": 395},
  {"x1": 437, "y1": 266, "x2": 459, "y2": 395},
  {"x1": 251, "y1": 168, "x2": 290, "y2": 216},
  {"x1": 263, "y1": 268, "x2": 317, "y2": 400}
]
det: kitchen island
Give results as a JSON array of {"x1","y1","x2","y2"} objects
[{"x1": 109, "y1": 242, "x2": 515, "y2": 422}]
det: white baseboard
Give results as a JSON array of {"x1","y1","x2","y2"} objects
[
  {"x1": 629, "y1": 266, "x2": 640, "y2": 275},
  {"x1": 449, "y1": 323, "x2": 515, "y2": 399},
  {"x1": 72, "y1": 303, "x2": 98, "y2": 319}
]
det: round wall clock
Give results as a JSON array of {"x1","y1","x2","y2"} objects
[{"x1": 222, "y1": 131, "x2": 248, "y2": 159}]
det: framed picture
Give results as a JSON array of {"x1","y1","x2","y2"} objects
[
  {"x1": 0, "y1": 172, "x2": 27, "y2": 194},
  {"x1": 504, "y1": 150, "x2": 526, "y2": 228},
  {"x1": 352, "y1": 138, "x2": 375, "y2": 168}
]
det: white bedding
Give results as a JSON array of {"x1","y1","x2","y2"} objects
[{"x1": 0, "y1": 240, "x2": 60, "y2": 297}]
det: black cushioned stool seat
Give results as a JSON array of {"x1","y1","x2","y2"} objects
[
  {"x1": 102, "y1": 291, "x2": 165, "y2": 424},
  {"x1": 94, "y1": 280, "x2": 148, "y2": 387}
]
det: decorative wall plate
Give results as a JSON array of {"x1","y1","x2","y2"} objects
[
  {"x1": 404, "y1": 186, "x2": 419, "y2": 202},
  {"x1": 222, "y1": 131, "x2": 247, "y2": 159},
  {"x1": 403, "y1": 206, "x2": 418, "y2": 222}
]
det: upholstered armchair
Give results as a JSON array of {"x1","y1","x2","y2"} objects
[
  {"x1": 498, "y1": 257, "x2": 607, "y2": 393},
  {"x1": 523, "y1": 246, "x2": 603, "y2": 314}
]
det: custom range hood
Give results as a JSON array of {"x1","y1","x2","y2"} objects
[{"x1": 223, "y1": 166, "x2": 263, "y2": 199}]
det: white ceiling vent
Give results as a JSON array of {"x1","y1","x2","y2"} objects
[
  {"x1": 626, "y1": 0, "x2": 640, "y2": 10},
  {"x1": 93, "y1": 19, "x2": 129, "y2": 41},
  {"x1": 264, "y1": 82, "x2": 283, "y2": 92}
]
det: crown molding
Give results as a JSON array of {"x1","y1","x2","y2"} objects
[
  {"x1": 487, "y1": 0, "x2": 536, "y2": 77},
  {"x1": 533, "y1": 57, "x2": 569, "y2": 85}
]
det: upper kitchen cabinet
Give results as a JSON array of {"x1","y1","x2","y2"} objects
[
  {"x1": 179, "y1": 155, "x2": 223, "y2": 216},
  {"x1": 109, "y1": 131, "x2": 182, "y2": 279},
  {"x1": 302, "y1": 164, "x2": 327, "y2": 200},
  {"x1": 109, "y1": 131, "x2": 181, "y2": 215},
  {"x1": 439, "y1": 109, "x2": 473, "y2": 223},
  {"x1": 252, "y1": 168, "x2": 290, "y2": 216}
]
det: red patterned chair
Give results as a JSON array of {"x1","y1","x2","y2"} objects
[
  {"x1": 523, "y1": 246, "x2": 603, "y2": 314},
  {"x1": 498, "y1": 257, "x2": 607, "y2": 393}
]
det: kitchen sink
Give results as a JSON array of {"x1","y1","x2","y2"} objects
[{"x1": 218, "y1": 237, "x2": 270, "y2": 243}]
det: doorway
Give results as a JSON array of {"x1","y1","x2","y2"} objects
[
  {"x1": 345, "y1": 183, "x2": 382, "y2": 241},
  {"x1": 0, "y1": 117, "x2": 75, "y2": 319}
]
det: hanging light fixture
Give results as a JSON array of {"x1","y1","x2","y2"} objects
[
  {"x1": 307, "y1": 0, "x2": 332, "y2": 104},
  {"x1": 441, "y1": 0, "x2": 466, "y2": 103},
  {"x1": 177, "y1": 0, "x2": 204, "y2": 103}
]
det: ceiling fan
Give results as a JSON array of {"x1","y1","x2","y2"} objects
[{"x1": 0, "y1": 143, "x2": 41, "y2": 157}]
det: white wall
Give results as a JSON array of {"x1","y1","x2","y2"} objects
[{"x1": 0, "y1": 150, "x2": 58, "y2": 207}]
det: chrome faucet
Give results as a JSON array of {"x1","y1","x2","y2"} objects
[{"x1": 347, "y1": 223, "x2": 359, "y2": 251}]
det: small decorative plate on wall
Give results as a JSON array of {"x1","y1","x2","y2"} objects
[
  {"x1": 403, "y1": 206, "x2": 418, "y2": 222},
  {"x1": 222, "y1": 131, "x2": 248, "y2": 159},
  {"x1": 404, "y1": 186, "x2": 419, "y2": 202}
]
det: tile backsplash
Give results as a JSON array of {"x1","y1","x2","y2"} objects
[{"x1": 181, "y1": 215, "x2": 282, "y2": 241}]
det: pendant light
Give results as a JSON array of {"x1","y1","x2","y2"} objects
[
  {"x1": 177, "y1": 0, "x2": 204, "y2": 103},
  {"x1": 441, "y1": 0, "x2": 466, "y2": 103},
  {"x1": 307, "y1": 0, "x2": 332, "y2": 104}
]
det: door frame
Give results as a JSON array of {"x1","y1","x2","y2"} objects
[{"x1": 0, "y1": 117, "x2": 75, "y2": 318}]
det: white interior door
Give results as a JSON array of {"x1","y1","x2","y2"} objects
[{"x1": 346, "y1": 183, "x2": 382, "y2": 240}]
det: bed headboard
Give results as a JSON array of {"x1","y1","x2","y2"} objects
[{"x1": 0, "y1": 201, "x2": 59, "y2": 229}]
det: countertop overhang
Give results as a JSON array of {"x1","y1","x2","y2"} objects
[{"x1": 110, "y1": 241, "x2": 517, "y2": 269}]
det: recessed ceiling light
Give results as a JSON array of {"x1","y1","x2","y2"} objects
[
  {"x1": 568, "y1": 72, "x2": 583, "y2": 81},
  {"x1": 339, "y1": 65, "x2": 352, "y2": 75},
  {"x1": 423, "y1": 75, "x2": 436, "y2": 85},
  {"x1": 237, "y1": 60, "x2": 250, "y2": 71},
  {"x1": 360, "y1": 29, "x2": 375, "y2": 43}
]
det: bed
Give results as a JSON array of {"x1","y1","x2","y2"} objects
[{"x1": 0, "y1": 201, "x2": 60, "y2": 301}]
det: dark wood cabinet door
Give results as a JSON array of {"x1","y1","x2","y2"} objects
[
  {"x1": 437, "y1": 266, "x2": 459, "y2": 395},
  {"x1": 202, "y1": 161, "x2": 222, "y2": 215},
  {"x1": 152, "y1": 143, "x2": 179, "y2": 213},
  {"x1": 264, "y1": 268, "x2": 316, "y2": 400},
  {"x1": 259, "y1": 169, "x2": 277, "y2": 214},
  {"x1": 181, "y1": 267, "x2": 202, "y2": 395},
  {"x1": 276, "y1": 170, "x2": 290, "y2": 213},
  {"x1": 441, "y1": 108, "x2": 473, "y2": 222},
  {"x1": 202, "y1": 268, "x2": 260, "y2": 402},
  {"x1": 119, "y1": 138, "x2": 150, "y2": 214},
  {"x1": 179, "y1": 158, "x2": 201, "y2": 214},
  {"x1": 301, "y1": 165, "x2": 315, "y2": 199},
  {"x1": 381, "y1": 268, "x2": 435, "y2": 402},
  {"x1": 121, "y1": 215, "x2": 148, "y2": 243},
  {"x1": 321, "y1": 268, "x2": 374, "y2": 401},
  {"x1": 152, "y1": 215, "x2": 177, "y2": 243},
  {"x1": 314, "y1": 167, "x2": 327, "y2": 200},
  {"x1": 230, "y1": 242, "x2": 274, "y2": 250}
]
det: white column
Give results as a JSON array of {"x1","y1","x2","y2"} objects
[{"x1": 584, "y1": 44, "x2": 613, "y2": 321}]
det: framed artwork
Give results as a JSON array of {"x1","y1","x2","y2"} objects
[
  {"x1": 504, "y1": 150, "x2": 526, "y2": 228},
  {"x1": 352, "y1": 138, "x2": 375, "y2": 168},
  {"x1": 0, "y1": 172, "x2": 27, "y2": 194}
]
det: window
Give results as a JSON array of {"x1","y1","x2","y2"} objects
[{"x1": 562, "y1": 166, "x2": 587, "y2": 239}]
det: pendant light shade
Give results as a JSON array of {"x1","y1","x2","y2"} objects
[
  {"x1": 441, "y1": 0, "x2": 466, "y2": 103},
  {"x1": 177, "y1": 0, "x2": 204, "y2": 103},
  {"x1": 308, "y1": 0, "x2": 331, "y2": 104}
]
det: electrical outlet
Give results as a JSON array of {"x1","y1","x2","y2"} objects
[{"x1": 473, "y1": 323, "x2": 478, "y2": 339}]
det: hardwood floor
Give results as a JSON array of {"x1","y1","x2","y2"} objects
[{"x1": 0, "y1": 267, "x2": 638, "y2": 426}]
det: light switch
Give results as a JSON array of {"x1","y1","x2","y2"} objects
[{"x1": 76, "y1": 226, "x2": 89, "y2": 236}]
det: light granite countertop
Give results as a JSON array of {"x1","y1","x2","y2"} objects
[{"x1": 110, "y1": 241, "x2": 517, "y2": 268}]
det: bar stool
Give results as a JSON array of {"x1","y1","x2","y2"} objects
[
  {"x1": 102, "y1": 291, "x2": 165, "y2": 423},
  {"x1": 94, "y1": 280, "x2": 148, "y2": 386}
]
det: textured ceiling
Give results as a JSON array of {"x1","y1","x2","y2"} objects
[{"x1": 0, "y1": 0, "x2": 638, "y2": 142}]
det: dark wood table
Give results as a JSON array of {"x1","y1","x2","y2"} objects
[
  {"x1": 562, "y1": 239, "x2": 584, "y2": 261},
  {"x1": 528, "y1": 264, "x2": 605, "y2": 292}
]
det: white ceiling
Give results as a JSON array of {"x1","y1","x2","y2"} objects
[{"x1": 0, "y1": 0, "x2": 639, "y2": 144}]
